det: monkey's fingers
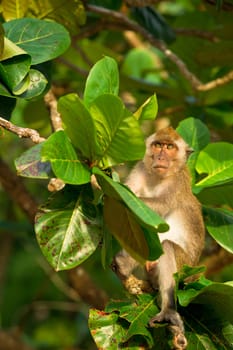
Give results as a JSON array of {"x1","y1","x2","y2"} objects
[{"x1": 149, "y1": 309, "x2": 184, "y2": 332}]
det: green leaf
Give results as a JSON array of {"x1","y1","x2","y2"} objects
[
  {"x1": 175, "y1": 265, "x2": 206, "y2": 285},
  {"x1": 93, "y1": 167, "x2": 166, "y2": 262},
  {"x1": 195, "y1": 142, "x2": 233, "y2": 189},
  {"x1": 179, "y1": 282, "x2": 233, "y2": 323},
  {"x1": 27, "y1": 0, "x2": 86, "y2": 34},
  {"x1": 17, "y1": 69, "x2": 48, "y2": 98},
  {"x1": 89, "y1": 309, "x2": 127, "y2": 350},
  {"x1": 58, "y1": 93, "x2": 100, "y2": 161},
  {"x1": 41, "y1": 130, "x2": 91, "y2": 185},
  {"x1": 197, "y1": 183, "x2": 233, "y2": 207},
  {"x1": 106, "y1": 294, "x2": 159, "y2": 347},
  {"x1": 15, "y1": 143, "x2": 51, "y2": 179},
  {"x1": 35, "y1": 186, "x2": 102, "y2": 271},
  {"x1": 3, "y1": 18, "x2": 71, "y2": 65},
  {"x1": 122, "y1": 48, "x2": 163, "y2": 84},
  {"x1": 0, "y1": 38, "x2": 31, "y2": 92},
  {"x1": 133, "y1": 94, "x2": 158, "y2": 121},
  {"x1": 204, "y1": 207, "x2": 233, "y2": 254},
  {"x1": 90, "y1": 94, "x2": 145, "y2": 168},
  {"x1": 185, "y1": 332, "x2": 220, "y2": 350},
  {"x1": 84, "y1": 56, "x2": 119, "y2": 108},
  {"x1": 1, "y1": 0, "x2": 29, "y2": 20},
  {"x1": 176, "y1": 117, "x2": 210, "y2": 152}
]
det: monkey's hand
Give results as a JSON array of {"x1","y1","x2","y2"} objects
[{"x1": 149, "y1": 309, "x2": 187, "y2": 350}]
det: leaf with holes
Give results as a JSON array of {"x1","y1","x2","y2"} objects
[{"x1": 35, "y1": 187, "x2": 102, "y2": 271}]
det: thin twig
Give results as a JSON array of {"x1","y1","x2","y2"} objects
[
  {"x1": 197, "y1": 70, "x2": 233, "y2": 91},
  {"x1": 44, "y1": 89, "x2": 63, "y2": 131},
  {"x1": 0, "y1": 117, "x2": 45, "y2": 143}
]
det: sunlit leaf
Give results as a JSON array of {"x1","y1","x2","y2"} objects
[
  {"x1": 84, "y1": 56, "x2": 119, "y2": 108},
  {"x1": 29, "y1": 0, "x2": 86, "y2": 33},
  {"x1": 176, "y1": 117, "x2": 210, "y2": 151},
  {"x1": 134, "y1": 94, "x2": 158, "y2": 121},
  {"x1": 90, "y1": 94, "x2": 145, "y2": 168},
  {"x1": 204, "y1": 207, "x2": 233, "y2": 254},
  {"x1": 0, "y1": 23, "x2": 4, "y2": 56},
  {"x1": 1, "y1": 0, "x2": 29, "y2": 20},
  {"x1": 58, "y1": 93, "x2": 100, "y2": 161},
  {"x1": 41, "y1": 130, "x2": 91, "y2": 185},
  {"x1": 4, "y1": 18, "x2": 71, "y2": 64},
  {"x1": 195, "y1": 142, "x2": 233, "y2": 189},
  {"x1": 0, "y1": 38, "x2": 31, "y2": 92}
]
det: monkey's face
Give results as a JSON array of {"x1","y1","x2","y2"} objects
[
  {"x1": 149, "y1": 141, "x2": 179, "y2": 176},
  {"x1": 144, "y1": 128, "x2": 188, "y2": 178}
]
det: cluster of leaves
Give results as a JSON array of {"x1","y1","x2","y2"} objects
[
  {"x1": 90, "y1": 266, "x2": 233, "y2": 349},
  {"x1": 0, "y1": 17, "x2": 70, "y2": 117},
  {"x1": 15, "y1": 56, "x2": 166, "y2": 271},
  {"x1": 15, "y1": 56, "x2": 233, "y2": 349}
]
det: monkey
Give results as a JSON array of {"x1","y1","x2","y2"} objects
[{"x1": 112, "y1": 126, "x2": 205, "y2": 349}]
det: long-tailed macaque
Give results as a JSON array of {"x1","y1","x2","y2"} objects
[{"x1": 112, "y1": 127, "x2": 205, "y2": 349}]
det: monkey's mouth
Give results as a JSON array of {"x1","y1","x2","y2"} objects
[{"x1": 153, "y1": 165, "x2": 168, "y2": 170}]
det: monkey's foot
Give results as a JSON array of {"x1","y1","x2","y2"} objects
[
  {"x1": 149, "y1": 309, "x2": 184, "y2": 331},
  {"x1": 169, "y1": 325, "x2": 188, "y2": 350},
  {"x1": 149, "y1": 309, "x2": 187, "y2": 349}
]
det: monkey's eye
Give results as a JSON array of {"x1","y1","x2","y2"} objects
[
  {"x1": 167, "y1": 143, "x2": 174, "y2": 149},
  {"x1": 154, "y1": 142, "x2": 162, "y2": 148}
]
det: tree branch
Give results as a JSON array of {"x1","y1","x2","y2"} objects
[
  {"x1": 85, "y1": 4, "x2": 233, "y2": 91},
  {"x1": 44, "y1": 89, "x2": 63, "y2": 131},
  {"x1": 0, "y1": 117, "x2": 45, "y2": 143},
  {"x1": 0, "y1": 158, "x2": 38, "y2": 222}
]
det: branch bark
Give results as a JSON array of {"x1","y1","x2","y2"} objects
[
  {"x1": 0, "y1": 117, "x2": 45, "y2": 143},
  {"x1": 0, "y1": 158, "x2": 38, "y2": 223}
]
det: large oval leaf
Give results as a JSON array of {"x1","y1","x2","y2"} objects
[
  {"x1": 58, "y1": 93, "x2": 101, "y2": 161},
  {"x1": 35, "y1": 189, "x2": 102, "y2": 271},
  {"x1": 93, "y1": 167, "x2": 166, "y2": 262},
  {"x1": 176, "y1": 117, "x2": 210, "y2": 152},
  {"x1": 204, "y1": 207, "x2": 233, "y2": 254},
  {"x1": 41, "y1": 130, "x2": 91, "y2": 185},
  {"x1": 84, "y1": 56, "x2": 119, "y2": 108},
  {"x1": 4, "y1": 18, "x2": 70, "y2": 64},
  {"x1": 195, "y1": 142, "x2": 233, "y2": 189},
  {"x1": 90, "y1": 94, "x2": 145, "y2": 168}
]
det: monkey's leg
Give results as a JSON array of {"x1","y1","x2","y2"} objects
[{"x1": 149, "y1": 240, "x2": 187, "y2": 349}]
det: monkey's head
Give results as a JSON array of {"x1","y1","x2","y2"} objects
[{"x1": 144, "y1": 127, "x2": 191, "y2": 177}]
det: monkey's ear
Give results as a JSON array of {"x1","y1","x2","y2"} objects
[{"x1": 186, "y1": 147, "x2": 194, "y2": 158}]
